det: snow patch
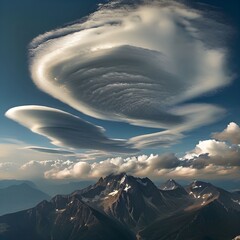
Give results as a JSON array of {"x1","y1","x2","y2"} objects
[
  {"x1": 120, "y1": 175, "x2": 126, "y2": 185},
  {"x1": 189, "y1": 191, "x2": 197, "y2": 198},
  {"x1": 108, "y1": 190, "x2": 119, "y2": 196},
  {"x1": 124, "y1": 184, "x2": 131, "y2": 192},
  {"x1": 56, "y1": 208, "x2": 66, "y2": 213},
  {"x1": 192, "y1": 185, "x2": 202, "y2": 189},
  {"x1": 202, "y1": 193, "x2": 212, "y2": 199},
  {"x1": 232, "y1": 199, "x2": 240, "y2": 205},
  {"x1": 163, "y1": 186, "x2": 176, "y2": 190}
]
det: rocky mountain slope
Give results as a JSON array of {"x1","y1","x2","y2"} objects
[{"x1": 0, "y1": 173, "x2": 239, "y2": 240}]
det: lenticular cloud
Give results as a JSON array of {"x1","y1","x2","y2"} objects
[
  {"x1": 5, "y1": 106, "x2": 136, "y2": 153},
  {"x1": 29, "y1": 0, "x2": 232, "y2": 130}
]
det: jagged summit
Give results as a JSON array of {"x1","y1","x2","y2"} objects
[
  {"x1": 190, "y1": 180, "x2": 212, "y2": 188},
  {"x1": 97, "y1": 172, "x2": 151, "y2": 185},
  {"x1": 75, "y1": 172, "x2": 166, "y2": 227},
  {"x1": 94, "y1": 172, "x2": 153, "y2": 193},
  {"x1": 159, "y1": 178, "x2": 182, "y2": 190},
  {"x1": 186, "y1": 180, "x2": 217, "y2": 196}
]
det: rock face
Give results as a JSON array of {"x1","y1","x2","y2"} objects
[{"x1": 0, "y1": 173, "x2": 240, "y2": 240}]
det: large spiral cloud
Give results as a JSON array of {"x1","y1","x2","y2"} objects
[{"x1": 29, "y1": 0, "x2": 232, "y2": 132}]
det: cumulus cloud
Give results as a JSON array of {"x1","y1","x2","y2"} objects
[
  {"x1": 20, "y1": 159, "x2": 74, "y2": 179},
  {"x1": 29, "y1": 0, "x2": 231, "y2": 137},
  {"x1": 5, "y1": 106, "x2": 137, "y2": 153},
  {"x1": 21, "y1": 153, "x2": 181, "y2": 180},
  {"x1": 20, "y1": 147, "x2": 240, "y2": 180},
  {"x1": 212, "y1": 122, "x2": 240, "y2": 144},
  {"x1": 182, "y1": 122, "x2": 240, "y2": 169},
  {"x1": 45, "y1": 161, "x2": 92, "y2": 179},
  {"x1": 183, "y1": 139, "x2": 240, "y2": 167}
]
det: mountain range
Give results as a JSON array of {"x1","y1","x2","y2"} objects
[
  {"x1": 0, "y1": 173, "x2": 240, "y2": 240},
  {"x1": 0, "y1": 183, "x2": 50, "y2": 216}
]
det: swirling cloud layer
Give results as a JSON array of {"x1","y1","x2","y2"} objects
[
  {"x1": 29, "y1": 0, "x2": 231, "y2": 134},
  {"x1": 5, "y1": 106, "x2": 136, "y2": 153}
]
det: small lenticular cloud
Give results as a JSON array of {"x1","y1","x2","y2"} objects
[
  {"x1": 5, "y1": 105, "x2": 137, "y2": 153},
  {"x1": 24, "y1": 146, "x2": 75, "y2": 155}
]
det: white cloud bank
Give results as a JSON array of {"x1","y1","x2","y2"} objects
[
  {"x1": 27, "y1": 0, "x2": 232, "y2": 148},
  {"x1": 4, "y1": 122, "x2": 238, "y2": 181}
]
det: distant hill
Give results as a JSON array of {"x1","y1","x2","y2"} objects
[
  {"x1": 0, "y1": 173, "x2": 240, "y2": 239},
  {"x1": 0, "y1": 183, "x2": 50, "y2": 216},
  {"x1": 0, "y1": 180, "x2": 36, "y2": 189}
]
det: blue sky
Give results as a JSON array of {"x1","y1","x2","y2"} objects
[{"x1": 0, "y1": 0, "x2": 240, "y2": 180}]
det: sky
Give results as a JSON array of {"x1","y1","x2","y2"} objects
[{"x1": 0, "y1": 0, "x2": 240, "y2": 182}]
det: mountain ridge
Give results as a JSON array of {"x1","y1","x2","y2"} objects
[{"x1": 0, "y1": 173, "x2": 239, "y2": 240}]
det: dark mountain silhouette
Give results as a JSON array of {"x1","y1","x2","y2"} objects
[{"x1": 0, "y1": 173, "x2": 239, "y2": 240}]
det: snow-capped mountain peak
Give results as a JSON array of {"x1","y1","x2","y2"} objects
[{"x1": 160, "y1": 179, "x2": 181, "y2": 190}]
